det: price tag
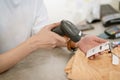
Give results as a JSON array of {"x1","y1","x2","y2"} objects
[{"x1": 86, "y1": 42, "x2": 110, "y2": 57}]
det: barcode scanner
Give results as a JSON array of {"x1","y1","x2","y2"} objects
[{"x1": 52, "y1": 20, "x2": 82, "y2": 42}]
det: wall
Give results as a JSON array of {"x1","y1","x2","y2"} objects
[{"x1": 44, "y1": 0, "x2": 119, "y2": 23}]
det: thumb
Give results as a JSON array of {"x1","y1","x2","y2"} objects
[{"x1": 47, "y1": 22, "x2": 60, "y2": 30}]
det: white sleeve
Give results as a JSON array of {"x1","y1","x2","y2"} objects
[{"x1": 32, "y1": 0, "x2": 48, "y2": 35}]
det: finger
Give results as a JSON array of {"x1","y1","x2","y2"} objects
[
  {"x1": 88, "y1": 55, "x2": 95, "y2": 60},
  {"x1": 46, "y1": 22, "x2": 60, "y2": 30},
  {"x1": 53, "y1": 33, "x2": 67, "y2": 46},
  {"x1": 94, "y1": 53, "x2": 100, "y2": 57},
  {"x1": 99, "y1": 52, "x2": 104, "y2": 55},
  {"x1": 63, "y1": 36, "x2": 70, "y2": 42}
]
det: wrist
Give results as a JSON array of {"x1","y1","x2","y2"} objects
[{"x1": 25, "y1": 36, "x2": 40, "y2": 52}]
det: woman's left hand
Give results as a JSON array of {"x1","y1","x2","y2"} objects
[{"x1": 76, "y1": 35, "x2": 107, "y2": 59}]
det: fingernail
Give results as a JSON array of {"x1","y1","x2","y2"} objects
[
  {"x1": 95, "y1": 53, "x2": 99, "y2": 57},
  {"x1": 89, "y1": 56, "x2": 94, "y2": 60}
]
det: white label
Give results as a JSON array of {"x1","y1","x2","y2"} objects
[
  {"x1": 86, "y1": 42, "x2": 110, "y2": 57},
  {"x1": 112, "y1": 54, "x2": 119, "y2": 65}
]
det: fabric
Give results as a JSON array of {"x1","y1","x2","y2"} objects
[
  {"x1": 65, "y1": 47, "x2": 120, "y2": 80},
  {"x1": 0, "y1": 0, "x2": 48, "y2": 53}
]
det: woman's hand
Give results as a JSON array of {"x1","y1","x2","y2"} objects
[
  {"x1": 29, "y1": 22, "x2": 67, "y2": 50},
  {"x1": 0, "y1": 22, "x2": 68, "y2": 73},
  {"x1": 76, "y1": 35, "x2": 107, "y2": 59}
]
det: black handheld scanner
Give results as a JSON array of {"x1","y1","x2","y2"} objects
[{"x1": 52, "y1": 20, "x2": 82, "y2": 42}]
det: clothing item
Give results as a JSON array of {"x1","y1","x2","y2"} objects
[
  {"x1": 65, "y1": 47, "x2": 120, "y2": 80},
  {"x1": 0, "y1": 0, "x2": 48, "y2": 53}
]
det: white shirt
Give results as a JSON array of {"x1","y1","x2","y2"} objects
[{"x1": 0, "y1": 0, "x2": 48, "y2": 53}]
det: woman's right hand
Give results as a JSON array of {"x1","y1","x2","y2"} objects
[{"x1": 28, "y1": 22, "x2": 67, "y2": 50}]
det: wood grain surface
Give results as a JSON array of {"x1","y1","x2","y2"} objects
[{"x1": 65, "y1": 47, "x2": 120, "y2": 80}]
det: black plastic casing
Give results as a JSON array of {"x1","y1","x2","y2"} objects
[{"x1": 52, "y1": 20, "x2": 81, "y2": 42}]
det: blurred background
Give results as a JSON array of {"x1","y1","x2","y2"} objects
[{"x1": 44, "y1": 0, "x2": 119, "y2": 24}]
